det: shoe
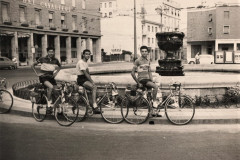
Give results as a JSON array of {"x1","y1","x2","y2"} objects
[
  {"x1": 93, "y1": 108, "x2": 102, "y2": 114},
  {"x1": 168, "y1": 102, "x2": 178, "y2": 109},
  {"x1": 150, "y1": 108, "x2": 162, "y2": 117},
  {"x1": 153, "y1": 101, "x2": 159, "y2": 108},
  {"x1": 46, "y1": 106, "x2": 53, "y2": 114}
]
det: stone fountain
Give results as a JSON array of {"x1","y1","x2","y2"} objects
[{"x1": 155, "y1": 31, "x2": 185, "y2": 76}]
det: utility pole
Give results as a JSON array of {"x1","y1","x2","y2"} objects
[{"x1": 133, "y1": 0, "x2": 137, "y2": 61}]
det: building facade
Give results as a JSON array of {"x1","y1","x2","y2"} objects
[
  {"x1": 187, "y1": 3, "x2": 240, "y2": 64},
  {"x1": 100, "y1": 0, "x2": 181, "y2": 61},
  {"x1": 0, "y1": 0, "x2": 101, "y2": 66}
]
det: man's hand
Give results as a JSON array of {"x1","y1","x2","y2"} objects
[
  {"x1": 137, "y1": 83, "x2": 143, "y2": 88},
  {"x1": 36, "y1": 73, "x2": 44, "y2": 77}
]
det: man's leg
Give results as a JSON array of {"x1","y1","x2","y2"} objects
[
  {"x1": 145, "y1": 81, "x2": 158, "y2": 101},
  {"x1": 44, "y1": 81, "x2": 54, "y2": 102},
  {"x1": 83, "y1": 81, "x2": 97, "y2": 108}
]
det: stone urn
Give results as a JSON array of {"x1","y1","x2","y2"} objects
[{"x1": 155, "y1": 32, "x2": 185, "y2": 76}]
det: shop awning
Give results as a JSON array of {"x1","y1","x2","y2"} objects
[
  {"x1": 17, "y1": 32, "x2": 30, "y2": 38},
  {"x1": 0, "y1": 30, "x2": 14, "y2": 36}
]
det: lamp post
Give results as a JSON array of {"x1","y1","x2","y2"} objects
[
  {"x1": 133, "y1": 0, "x2": 137, "y2": 61},
  {"x1": 155, "y1": 6, "x2": 163, "y2": 32}
]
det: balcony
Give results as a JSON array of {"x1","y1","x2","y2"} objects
[
  {"x1": 73, "y1": 29, "x2": 79, "y2": 33},
  {"x1": 21, "y1": 21, "x2": 29, "y2": 27},
  {"x1": 3, "y1": 18, "x2": 12, "y2": 25},
  {"x1": 83, "y1": 30, "x2": 88, "y2": 34},
  {"x1": 49, "y1": 24, "x2": 56, "y2": 30},
  {"x1": 61, "y1": 24, "x2": 68, "y2": 31},
  {"x1": 36, "y1": 25, "x2": 44, "y2": 29}
]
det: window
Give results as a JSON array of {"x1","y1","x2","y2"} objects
[
  {"x1": 207, "y1": 45, "x2": 212, "y2": 54},
  {"x1": 105, "y1": 3, "x2": 107, "y2": 8},
  {"x1": 49, "y1": 12, "x2": 54, "y2": 26},
  {"x1": 109, "y1": 2, "x2": 112, "y2": 7},
  {"x1": 109, "y1": 12, "x2": 112, "y2": 18},
  {"x1": 61, "y1": 14, "x2": 66, "y2": 26},
  {"x1": 61, "y1": 0, "x2": 65, "y2": 5},
  {"x1": 72, "y1": 15, "x2": 77, "y2": 30},
  {"x1": 152, "y1": 26, "x2": 154, "y2": 32},
  {"x1": 222, "y1": 47, "x2": 228, "y2": 51},
  {"x1": 148, "y1": 25, "x2": 150, "y2": 31},
  {"x1": 82, "y1": 0, "x2": 86, "y2": 9},
  {"x1": 1, "y1": 3, "x2": 10, "y2": 22},
  {"x1": 152, "y1": 38, "x2": 154, "y2": 44},
  {"x1": 209, "y1": 14, "x2": 212, "y2": 22},
  {"x1": 224, "y1": 11, "x2": 229, "y2": 19},
  {"x1": 148, "y1": 38, "x2": 150, "y2": 46},
  {"x1": 35, "y1": 9, "x2": 41, "y2": 25},
  {"x1": 100, "y1": 3, "x2": 102, "y2": 8},
  {"x1": 72, "y1": 0, "x2": 75, "y2": 7},
  {"x1": 104, "y1": 13, "x2": 107, "y2": 17},
  {"x1": 208, "y1": 27, "x2": 212, "y2": 35},
  {"x1": 19, "y1": 6, "x2": 27, "y2": 23},
  {"x1": 82, "y1": 17, "x2": 87, "y2": 31},
  {"x1": 223, "y1": 26, "x2": 230, "y2": 34},
  {"x1": 71, "y1": 51, "x2": 77, "y2": 58},
  {"x1": 155, "y1": 27, "x2": 158, "y2": 32}
]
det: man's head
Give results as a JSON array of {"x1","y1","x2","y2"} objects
[
  {"x1": 82, "y1": 49, "x2": 91, "y2": 60},
  {"x1": 47, "y1": 47, "x2": 55, "y2": 58},
  {"x1": 140, "y1": 45, "x2": 149, "y2": 58}
]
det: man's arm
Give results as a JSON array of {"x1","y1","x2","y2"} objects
[
  {"x1": 53, "y1": 60, "x2": 62, "y2": 77},
  {"x1": 83, "y1": 69, "x2": 94, "y2": 84},
  {"x1": 131, "y1": 66, "x2": 141, "y2": 86},
  {"x1": 149, "y1": 65, "x2": 153, "y2": 81},
  {"x1": 31, "y1": 61, "x2": 41, "y2": 76}
]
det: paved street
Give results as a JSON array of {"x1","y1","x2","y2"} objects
[{"x1": 0, "y1": 114, "x2": 239, "y2": 160}]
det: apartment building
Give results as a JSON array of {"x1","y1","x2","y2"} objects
[
  {"x1": 0, "y1": 0, "x2": 101, "y2": 66},
  {"x1": 100, "y1": 0, "x2": 181, "y2": 61},
  {"x1": 187, "y1": 3, "x2": 240, "y2": 64}
]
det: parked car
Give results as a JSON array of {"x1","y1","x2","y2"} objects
[
  {"x1": 0, "y1": 57, "x2": 16, "y2": 69},
  {"x1": 188, "y1": 54, "x2": 214, "y2": 64}
]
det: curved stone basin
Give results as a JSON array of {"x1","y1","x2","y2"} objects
[{"x1": 12, "y1": 63, "x2": 240, "y2": 101}]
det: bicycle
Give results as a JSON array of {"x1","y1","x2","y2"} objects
[
  {"x1": 121, "y1": 82, "x2": 195, "y2": 125},
  {"x1": 75, "y1": 82, "x2": 124, "y2": 124},
  {"x1": 30, "y1": 81, "x2": 79, "y2": 127},
  {"x1": 0, "y1": 77, "x2": 13, "y2": 114}
]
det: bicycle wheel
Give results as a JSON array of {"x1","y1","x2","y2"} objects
[
  {"x1": 54, "y1": 97, "x2": 79, "y2": 126},
  {"x1": 76, "y1": 96, "x2": 88, "y2": 122},
  {"x1": 165, "y1": 95, "x2": 195, "y2": 125},
  {"x1": 100, "y1": 94, "x2": 124, "y2": 124},
  {"x1": 32, "y1": 96, "x2": 47, "y2": 122},
  {"x1": 0, "y1": 90, "x2": 13, "y2": 114},
  {"x1": 121, "y1": 96, "x2": 150, "y2": 124}
]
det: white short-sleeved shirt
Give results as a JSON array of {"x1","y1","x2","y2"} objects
[{"x1": 76, "y1": 59, "x2": 88, "y2": 75}]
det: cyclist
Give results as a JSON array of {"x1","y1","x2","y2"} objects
[
  {"x1": 31, "y1": 47, "x2": 61, "y2": 107},
  {"x1": 76, "y1": 49, "x2": 101, "y2": 114},
  {"x1": 131, "y1": 46, "x2": 160, "y2": 110}
]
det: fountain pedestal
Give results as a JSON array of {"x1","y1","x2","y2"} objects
[{"x1": 155, "y1": 32, "x2": 185, "y2": 76}]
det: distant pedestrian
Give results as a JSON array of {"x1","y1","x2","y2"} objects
[
  {"x1": 12, "y1": 56, "x2": 18, "y2": 69},
  {"x1": 195, "y1": 52, "x2": 200, "y2": 64}
]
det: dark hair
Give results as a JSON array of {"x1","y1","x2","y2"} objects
[
  {"x1": 47, "y1": 47, "x2": 55, "y2": 52},
  {"x1": 83, "y1": 49, "x2": 91, "y2": 55},
  {"x1": 140, "y1": 46, "x2": 149, "y2": 52}
]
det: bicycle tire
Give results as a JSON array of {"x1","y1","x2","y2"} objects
[
  {"x1": 76, "y1": 96, "x2": 88, "y2": 122},
  {"x1": 100, "y1": 94, "x2": 124, "y2": 124},
  {"x1": 32, "y1": 96, "x2": 47, "y2": 122},
  {"x1": 54, "y1": 97, "x2": 79, "y2": 127},
  {"x1": 165, "y1": 95, "x2": 195, "y2": 125},
  {"x1": 121, "y1": 96, "x2": 150, "y2": 124},
  {"x1": 0, "y1": 90, "x2": 13, "y2": 114}
]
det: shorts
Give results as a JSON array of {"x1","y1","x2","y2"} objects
[
  {"x1": 39, "y1": 75, "x2": 56, "y2": 85},
  {"x1": 139, "y1": 79, "x2": 152, "y2": 87},
  {"x1": 77, "y1": 75, "x2": 89, "y2": 86}
]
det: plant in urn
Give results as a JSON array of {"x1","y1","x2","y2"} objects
[{"x1": 155, "y1": 32, "x2": 185, "y2": 76}]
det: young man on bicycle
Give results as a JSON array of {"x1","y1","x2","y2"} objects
[
  {"x1": 76, "y1": 49, "x2": 101, "y2": 114},
  {"x1": 31, "y1": 47, "x2": 61, "y2": 106},
  {"x1": 131, "y1": 46, "x2": 160, "y2": 110}
]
